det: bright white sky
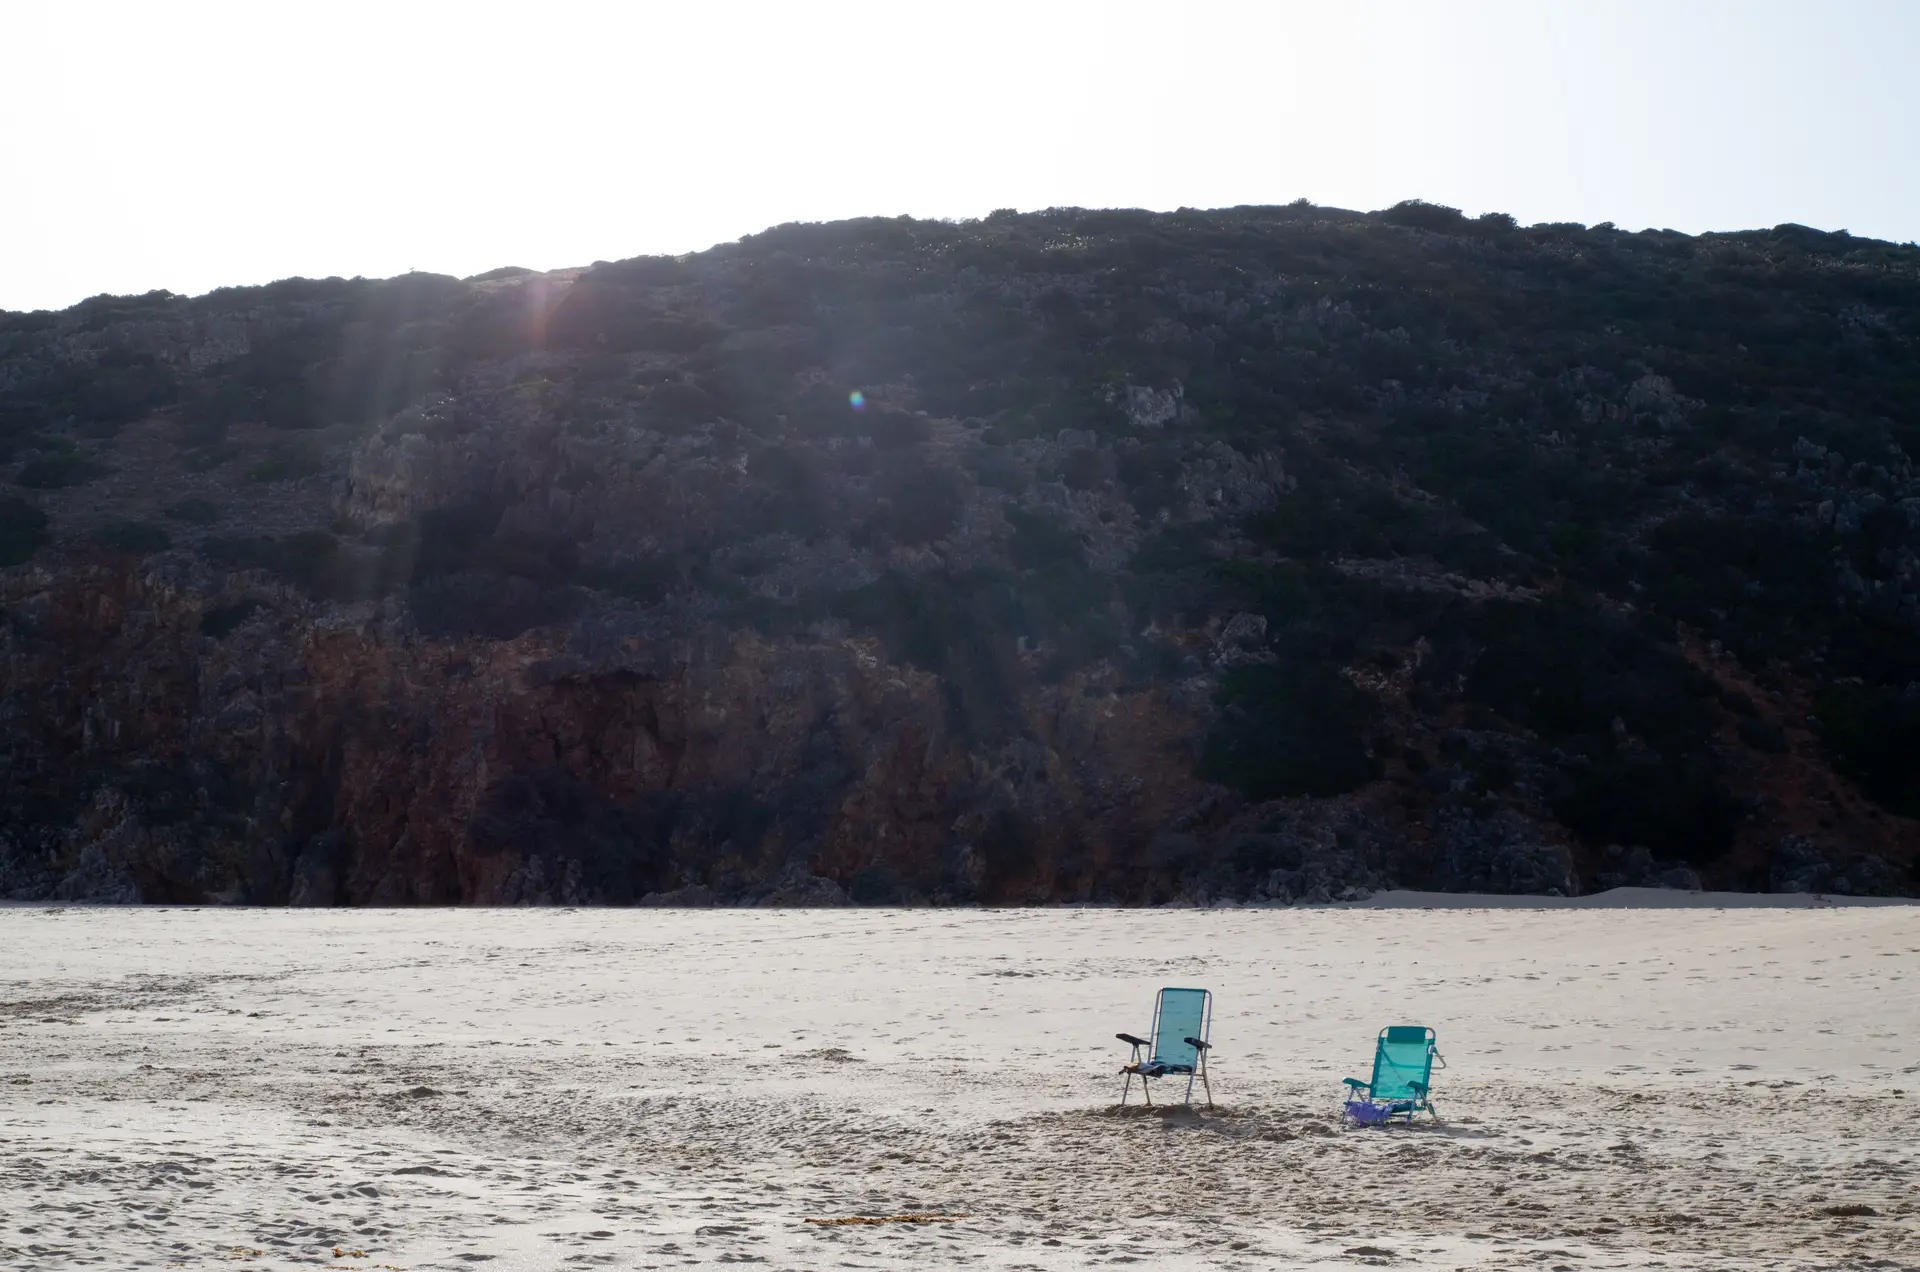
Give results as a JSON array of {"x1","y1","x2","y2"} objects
[{"x1": 4, "y1": 0, "x2": 1917, "y2": 313}]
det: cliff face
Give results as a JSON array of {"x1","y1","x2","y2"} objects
[{"x1": 2, "y1": 204, "x2": 1916, "y2": 904}]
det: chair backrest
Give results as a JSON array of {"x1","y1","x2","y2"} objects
[
  {"x1": 1150, "y1": 987, "x2": 1211, "y2": 1068},
  {"x1": 1369, "y1": 1025, "x2": 1436, "y2": 1099}
]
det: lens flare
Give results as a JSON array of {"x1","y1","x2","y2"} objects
[{"x1": 848, "y1": 390, "x2": 866, "y2": 411}]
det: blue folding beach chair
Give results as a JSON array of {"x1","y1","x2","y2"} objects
[
  {"x1": 1115, "y1": 987, "x2": 1213, "y2": 1108},
  {"x1": 1341, "y1": 1025, "x2": 1444, "y2": 1126}
]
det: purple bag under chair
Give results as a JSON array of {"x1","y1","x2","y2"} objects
[{"x1": 1344, "y1": 1099, "x2": 1402, "y2": 1126}]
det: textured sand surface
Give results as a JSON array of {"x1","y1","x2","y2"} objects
[{"x1": 2, "y1": 901, "x2": 1916, "y2": 1271}]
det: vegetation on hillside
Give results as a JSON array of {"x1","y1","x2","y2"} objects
[{"x1": 2, "y1": 200, "x2": 1916, "y2": 899}]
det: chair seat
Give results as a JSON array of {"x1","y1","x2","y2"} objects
[{"x1": 1124, "y1": 1061, "x2": 1195, "y2": 1077}]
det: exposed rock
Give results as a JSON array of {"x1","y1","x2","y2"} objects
[
  {"x1": 640, "y1": 885, "x2": 720, "y2": 908},
  {"x1": 1432, "y1": 809, "x2": 1577, "y2": 896},
  {"x1": 288, "y1": 833, "x2": 345, "y2": 907},
  {"x1": 1624, "y1": 373, "x2": 1700, "y2": 431},
  {"x1": 1214, "y1": 613, "x2": 1271, "y2": 667},
  {"x1": 1119, "y1": 384, "x2": 1183, "y2": 429},
  {"x1": 1770, "y1": 835, "x2": 1909, "y2": 897},
  {"x1": 756, "y1": 868, "x2": 851, "y2": 908},
  {"x1": 1589, "y1": 845, "x2": 1702, "y2": 892}
]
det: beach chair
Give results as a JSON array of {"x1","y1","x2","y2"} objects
[
  {"x1": 1115, "y1": 987, "x2": 1213, "y2": 1108},
  {"x1": 1341, "y1": 1025, "x2": 1444, "y2": 1126}
]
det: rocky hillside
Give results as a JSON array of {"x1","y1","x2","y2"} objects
[{"x1": 2, "y1": 203, "x2": 1916, "y2": 904}]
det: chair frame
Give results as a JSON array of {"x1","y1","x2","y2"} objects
[
  {"x1": 1117, "y1": 987, "x2": 1213, "y2": 1109},
  {"x1": 1341, "y1": 1025, "x2": 1444, "y2": 1125}
]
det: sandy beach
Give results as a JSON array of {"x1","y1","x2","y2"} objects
[{"x1": 2, "y1": 898, "x2": 1915, "y2": 1271}]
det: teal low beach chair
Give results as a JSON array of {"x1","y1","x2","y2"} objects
[
  {"x1": 1116, "y1": 987, "x2": 1213, "y2": 1108},
  {"x1": 1342, "y1": 1025, "x2": 1444, "y2": 1126}
]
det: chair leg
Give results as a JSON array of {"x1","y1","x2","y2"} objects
[{"x1": 1201, "y1": 1067, "x2": 1213, "y2": 1110}]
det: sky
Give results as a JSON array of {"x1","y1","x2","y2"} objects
[{"x1": 3, "y1": 0, "x2": 1917, "y2": 313}]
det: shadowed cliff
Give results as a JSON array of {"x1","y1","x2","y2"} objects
[{"x1": 2, "y1": 202, "x2": 1916, "y2": 903}]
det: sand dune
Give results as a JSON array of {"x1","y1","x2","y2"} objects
[
  {"x1": 1353, "y1": 886, "x2": 1913, "y2": 909},
  {"x1": 2, "y1": 904, "x2": 1916, "y2": 1270}
]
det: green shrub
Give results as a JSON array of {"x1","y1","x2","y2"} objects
[
  {"x1": 1553, "y1": 755, "x2": 1741, "y2": 863},
  {"x1": 546, "y1": 285, "x2": 722, "y2": 354},
  {"x1": 204, "y1": 530, "x2": 347, "y2": 596},
  {"x1": 1459, "y1": 599, "x2": 1716, "y2": 751},
  {"x1": 0, "y1": 495, "x2": 49, "y2": 566},
  {"x1": 1377, "y1": 199, "x2": 1470, "y2": 233},
  {"x1": 786, "y1": 382, "x2": 864, "y2": 438},
  {"x1": 16, "y1": 452, "x2": 106, "y2": 488},
  {"x1": 200, "y1": 599, "x2": 265, "y2": 638},
  {"x1": 1004, "y1": 506, "x2": 1085, "y2": 570},
  {"x1": 1114, "y1": 441, "x2": 1185, "y2": 516},
  {"x1": 256, "y1": 378, "x2": 323, "y2": 430},
  {"x1": 1738, "y1": 716, "x2": 1788, "y2": 754},
  {"x1": 860, "y1": 464, "x2": 963, "y2": 546},
  {"x1": 177, "y1": 381, "x2": 256, "y2": 446},
  {"x1": 577, "y1": 556, "x2": 679, "y2": 603},
  {"x1": 65, "y1": 351, "x2": 178, "y2": 435},
  {"x1": 408, "y1": 572, "x2": 583, "y2": 639},
  {"x1": 848, "y1": 863, "x2": 905, "y2": 904},
  {"x1": 744, "y1": 442, "x2": 835, "y2": 540},
  {"x1": 1059, "y1": 446, "x2": 1110, "y2": 491},
  {"x1": 865, "y1": 407, "x2": 930, "y2": 451},
  {"x1": 637, "y1": 381, "x2": 721, "y2": 432},
  {"x1": 164, "y1": 498, "x2": 223, "y2": 525},
  {"x1": 246, "y1": 442, "x2": 323, "y2": 483},
  {"x1": 90, "y1": 520, "x2": 171, "y2": 555},
  {"x1": 0, "y1": 426, "x2": 66, "y2": 464},
  {"x1": 1813, "y1": 684, "x2": 1920, "y2": 817},
  {"x1": 1199, "y1": 662, "x2": 1381, "y2": 799},
  {"x1": 183, "y1": 445, "x2": 239, "y2": 472}
]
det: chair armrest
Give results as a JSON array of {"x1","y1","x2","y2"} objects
[
  {"x1": 1116, "y1": 1032, "x2": 1150, "y2": 1047},
  {"x1": 1343, "y1": 1078, "x2": 1369, "y2": 1091},
  {"x1": 1410, "y1": 1080, "x2": 1428, "y2": 1096},
  {"x1": 1183, "y1": 1036, "x2": 1211, "y2": 1051}
]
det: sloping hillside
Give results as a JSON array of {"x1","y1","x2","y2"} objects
[{"x1": 2, "y1": 203, "x2": 1915, "y2": 903}]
